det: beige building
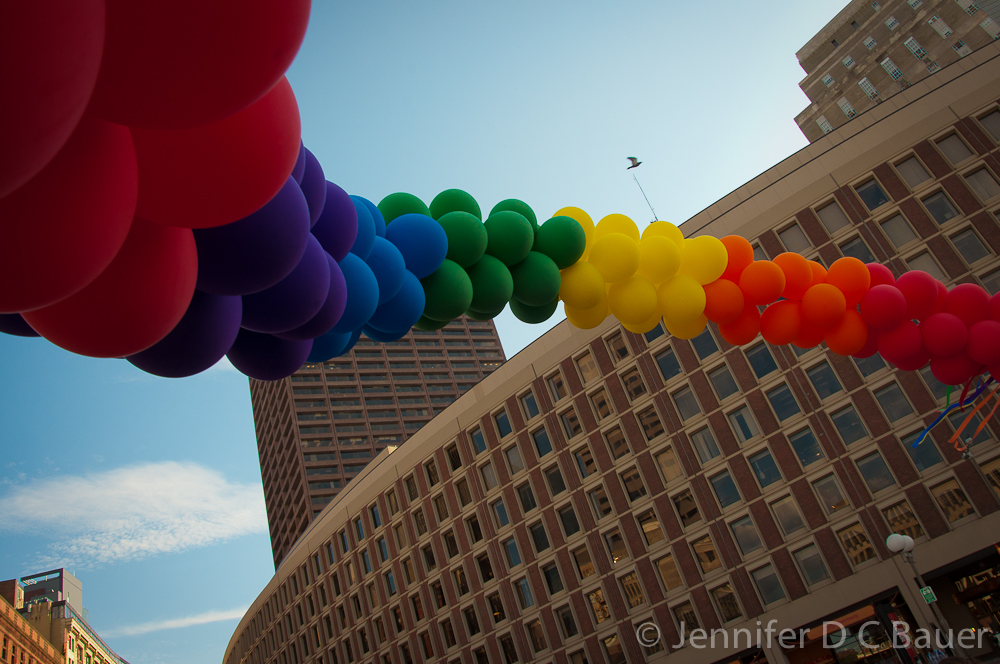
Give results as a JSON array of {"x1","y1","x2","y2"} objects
[
  {"x1": 225, "y1": 38, "x2": 1000, "y2": 664},
  {"x1": 795, "y1": 0, "x2": 999, "y2": 143},
  {"x1": 1, "y1": 595, "x2": 61, "y2": 664}
]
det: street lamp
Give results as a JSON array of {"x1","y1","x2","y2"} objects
[{"x1": 885, "y1": 533, "x2": 967, "y2": 658}]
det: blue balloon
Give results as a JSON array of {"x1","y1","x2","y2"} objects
[
  {"x1": 307, "y1": 329, "x2": 354, "y2": 362},
  {"x1": 331, "y1": 253, "x2": 379, "y2": 333},
  {"x1": 354, "y1": 195, "x2": 385, "y2": 238},
  {"x1": 361, "y1": 324, "x2": 408, "y2": 343},
  {"x1": 365, "y1": 236, "x2": 406, "y2": 304},
  {"x1": 312, "y1": 181, "x2": 358, "y2": 262},
  {"x1": 367, "y1": 270, "x2": 426, "y2": 334},
  {"x1": 350, "y1": 197, "x2": 376, "y2": 260},
  {"x1": 384, "y1": 213, "x2": 447, "y2": 279}
]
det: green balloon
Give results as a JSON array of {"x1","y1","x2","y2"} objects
[
  {"x1": 414, "y1": 315, "x2": 449, "y2": 331},
  {"x1": 533, "y1": 215, "x2": 587, "y2": 269},
  {"x1": 510, "y1": 296, "x2": 559, "y2": 324},
  {"x1": 421, "y1": 259, "x2": 474, "y2": 322},
  {"x1": 378, "y1": 192, "x2": 430, "y2": 224},
  {"x1": 437, "y1": 212, "x2": 487, "y2": 268},
  {"x1": 466, "y1": 304, "x2": 506, "y2": 321},
  {"x1": 490, "y1": 199, "x2": 537, "y2": 230},
  {"x1": 430, "y1": 189, "x2": 482, "y2": 221},
  {"x1": 467, "y1": 254, "x2": 514, "y2": 312},
  {"x1": 484, "y1": 211, "x2": 534, "y2": 266},
  {"x1": 510, "y1": 251, "x2": 561, "y2": 306}
]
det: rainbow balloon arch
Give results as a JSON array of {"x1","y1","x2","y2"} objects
[{"x1": 2, "y1": 2, "x2": 999, "y2": 448}]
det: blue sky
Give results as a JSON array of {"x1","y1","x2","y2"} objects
[{"x1": 0, "y1": 2, "x2": 849, "y2": 662}]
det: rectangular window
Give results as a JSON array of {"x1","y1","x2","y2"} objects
[
  {"x1": 637, "y1": 405, "x2": 665, "y2": 440},
  {"x1": 856, "y1": 179, "x2": 889, "y2": 209},
  {"x1": 543, "y1": 562, "x2": 563, "y2": 594},
  {"x1": 838, "y1": 97, "x2": 857, "y2": 119},
  {"x1": 545, "y1": 465, "x2": 566, "y2": 496},
  {"x1": 979, "y1": 110, "x2": 1000, "y2": 142},
  {"x1": 902, "y1": 431, "x2": 943, "y2": 472},
  {"x1": 937, "y1": 134, "x2": 973, "y2": 165},
  {"x1": 838, "y1": 523, "x2": 876, "y2": 565},
  {"x1": 445, "y1": 444, "x2": 462, "y2": 472},
  {"x1": 813, "y1": 475, "x2": 850, "y2": 515},
  {"x1": 587, "y1": 588, "x2": 611, "y2": 623},
  {"x1": 530, "y1": 522, "x2": 550, "y2": 553},
  {"x1": 588, "y1": 485, "x2": 612, "y2": 519},
  {"x1": 606, "y1": 331, "x2": 629, "y2": 361},
  {"x1": 576, "y1": 351, "x2": 599, "y2": 383},
  {"x1": 864, "y1": 35, "x2": 877, "y2": 49},
  {"x1": 822, "y1": 73, "x2": 834, "y2": 86},
  {"x1": 674, "y1": 601, "x2": 700, "y2": 632},
  {"x1": 620, "y1": 367, "x2": 647, "y2": 400},
  {"x1": 434, "y1": 494, "x2": 448, "y2": 521},
  {"x1": 492, "y1": 499, "x2": 509, "y2": 527},
  {"x1": 842, "y1": 55, "x2": 856, "y2": 69},
  {"x1": 880, "y1": 213, "x2": 918, "y2": 248},
  {"x1": 560, "y1": 407, "x2": 583, "y2": 439},
  {"x1": 621, "y1": 467, "x2": 647, "y2": 501},
  {"x1": 532, "y1": 428, "x2": 553, "y2": 458},
  {"x1": 731, "y1": 515, "x2": 763, "y2": 555},
  {"x1": 574, "y1": 547, "x2": 595, "y2": 579},
  {"x1": 503, "y1": 537, "x2": 522, "y2": 568},
  {"x1": 454, "y1": 566, "x2": 470, "y2": 595},
  {"x1": 657, "y1": 553, "x2": 683, "y2": 591},
  {"x1": 858, "y1": 77, "x2": 880, "y2": 101},
  {"x1": 883, "y1": 500, "x2": 925, "y2": 540},
  {"x1": 520, "y1": 391, "x2": 539, "y2": 420},
  {"x1": 620, "y1": 571, "x2": 646, "y2": 608},
  {"x1": 965, "y1": 169, "x2": 1000, "y2": 202},
  {"x1": 907, "y1": 252, "x2": 946, "y2": 280},
  {"x1": 574, "y1": 444, "x2": 597, "y2": 479},
  {"x1": 413, "y1": 508, "x2": 427, "y2": 536},
  {"x1": 729, "y1": 406, "x2": 760, "y2": 443},
  {"x1": 746, "y1": 343, "x2": 777, "y2": 378},
  {"x1": 637, "y1": 510, "x2": 665, "y2": 546},
  {"x1": 708, "y1": 364, "x2": 739, "y2": 400},
  {"x1": 489, "y1": 593, "x2": 506, "y2": 622},
  {"x1": 673, "y1": 386, "x2": 701, "y2": 420},
  {"x1": 656, "y1": 447, "x2": 683, "y2": 483},
  {"x1": 690, "y1": 426, "x2": 722, "y2": 463},
  {"x1": 779, "y1": 224, "x2": 811, "y2": 254},
  {"x1": 841, "y1": 236, "x2": 876, "y2": 262},
  {"x1": 817, "y1": 116, "x2": 833, "y2": 135},
  {"x1": 794, "y1": 545, "x2": 830, "y2": 586},
  {"x1": 767, "y1": 384, "x2": 800, "y2": 421},
  {"x1": 465, "y1": 607, "x2": 481, "y2": 636},
  {"x1": 874, "y1": 382, "x2": 914, "y2": 422},
  {"x1": 456, "y1": 478, "x2": 472, "y2": 507},
  {"x1": 711, "y1": 470, "x2": 741, "y2": 508},
  {"x1": 885, "y1": 15, "x2": 898, "y2": 29},
  {"x1": 480, "y1": 462, "x2": 498, "y2": 490},
  {"x1": 789, "y1": 428, "x2": 825, "y2": 468},
  {"x1": 590, "y1": 387, "x2": 613, "y2": 420},
  {"x1": 749, "y1": 448, "x2": 782, "y2": 488},
  {"x1": 655, "y1": 347, "x2": 681, "y2": 381},
  {"x1": 605, "y1": 426, "x2": 631, "y2": 460},
  {"x1": 857, "y1": 451, "x2": 896, "y2": 493},
  {"x1": 559, "y1": 504, "x2": 581, "y2": 536},
  {"x1": 673, "y1": 488, "x2": 702, "y2": 528},
  {"x1": 881, "y1": 57, "x2": 903, "y2": 80},
  {"x1": 752, "y1": 564, "x2": 786, "y2": 604},
  {"x1": 691, "y1": 327, "x2": 720, "y2": 359},
  {"x1": 470, "y1": 427, "x2": 487, "y2": 455},
  {"x1": 547, "y1": 372, "x2": 567, "y2": 401},
  {"x1": 832, "y1": 404, "x2": 868, "y2": 445},
  {"x1": 517, "y1": 482, "x2": 537, "y2": 513},
  {"x1": 605, "y1": 528, "x2": 629, "y2": 563},
  {"x1": 951, "y1": 228, "x2": 991, "y2": 265},
  {"x1": 931, "y1": 478, "x2": 976, "y2": 522},
  {"x1": 771, "y1": 495, "x2": 806, "y2": 536},
  {"x1": 494, "y1": 410, "x2": 512, "y2": 437},
  {"x1": 905, "y1": 36, "x2": 926, "y2": 58},
  {"x1": 556, "y1": 606, "x2": 578, "y2": 638},
  {"x1": 817, "y1": 201, "x2": 851, "y2": 234}
]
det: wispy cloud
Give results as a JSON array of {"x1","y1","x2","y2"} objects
[
  {"x1": 0, "y1": 462, "x2": 266, "y2": 568},
  {"x1": 103, "y1": 606, "x2": 249, "y2": 638}
]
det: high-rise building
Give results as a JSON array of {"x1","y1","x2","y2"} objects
[
  {"x1": 794, "y1": 0, "x2": 1000, "y2": 143},
  {"x1": 251, "y1": 317, "x2": 507, "y2": 567},
  {"x1": 226, "y1": 39, "x2": 1000, "y2": 664},
  {"x1": 1, "y1": 596, "x2": 61, "y2": 664}
]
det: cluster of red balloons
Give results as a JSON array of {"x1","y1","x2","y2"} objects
[
  {"x1": 702, "y1": 237, "x2": 1000, "y2": 386},
  {"x1": 0, "y1": 1, "x2": 310, "y2": 358}
]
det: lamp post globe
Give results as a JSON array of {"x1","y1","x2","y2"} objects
[{"x1": 886, "y1": 533, "x2": 905, "y2": 553}]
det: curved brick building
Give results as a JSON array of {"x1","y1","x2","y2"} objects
[{"x1": 225, "y1": 39, "x2": 1000, "y2": 664}]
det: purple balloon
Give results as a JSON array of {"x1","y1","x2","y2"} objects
[
  {"x1": 291, "y1": 141, "x2": 306, "y2": 184},
  {"x1": 274, "y1": 254, "x2": 348, "y2": 341},
  {"x1": 126, "y1": 291, "x2": 242, "y2": 377},
  {"x1": 194, "y1": 177, "x2": 311, "y2": 296},
  {"x1": 300, "y1": 149, "x2": 327, "y2": 228},
  {"x1": 0, "y1": 314, "x2": 39, "y2": 337},
  {"x1": 241, "y1": 235, "x2": 331, "y2": 334},
  {"x1": 312, "y1": 181, "x2": 358, "y2": 261},
  {"x1": 227, "y1": 329, "x2": 312, "y2": 381}
]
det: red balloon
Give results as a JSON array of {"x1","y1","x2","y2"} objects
[
  {"x1": 859, "y1": 285, "x2": 907, "y2": 331},
  {"x1": 945, "y1": 282, "x2": 990, "y2": 327},
  {"x1": 793, "y1": 319, "x2": 826, "y2": 349},
  {"x1": 895, "y1": 347, "x2": 930, "y2": 371},
  {"x1": 132, "y1": 77, "x2": 301, "y2": 229},
  {"x1": 0, "y1": 116, "x2": 137, "y2": 313},
  {"x1": 23, "y1": 217, "x2": 198, "y2": 358},
  {"x1": 878, "y1": 320, "x2": 924, "y2": 365},
  {"x1": 990, "y1": 362, "x2": 1000, "y2": 385},
  {"x1": 991, "y1": 294, "x2": 1000, "y2": 323},
  {"x1": 720, "y1": 236, "x2": 753, "y2": 282},
  {"x1": 919, "y1": 313, "x2": 968, "y2": 357},
  {"x1": 895, "y1": 271, "x2": 939, "y2": 321},
  {"x1": 739, "y1": 261, "x2": 785, "y2": 305},
  {"x1": 703, "y1": 278, "x2": 745, "y2": 324},
  {"x1": 801, "y1": 283, "x2": 847, "y2": 329},
  {"x1": 867, "y1": 263, "x2": 894, "y2": 287},
  {"x1": 934, "y1": 280, "x2": 948, "y2": 315},
  {"x1": 89, "y1": 0, "x2": 311, "y2": 129},
  {"x1": 761, "y1": 301, "x2": 802, "y2": 345},
  {"x1": 967, "y1": 320, "x2": 1000, "y2": 366},
  {"x1": 826, "y1": 310, "x2": 869, "y2": 356},
  {"x1": 854, "y1": 328, "x2": 880, "y2": 358},
  {"x1": 719, "y1": 303, "x2": 761, "y2": 346},
  {"x1": 0, "y1": 1, "x2": 105, "y2": 197},
  {"x1": 930, "y1": 351, "x2": 983, "y2": 386}
]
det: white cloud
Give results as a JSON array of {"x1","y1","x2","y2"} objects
[
  {"x1": 102, "y1": 606, "x2": 249, "y2": 638},
  {"x1": 0, "y1": 462, "x2": 267, "y2": 568}
]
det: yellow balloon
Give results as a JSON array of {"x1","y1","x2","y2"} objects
[
  {"x1": 608, "y1": 275, "x2": 658, "y2": 326},
  {"x1": 622, "y1": 312, "x2": 663, "y2": 334},
  {"x1": 588, "y1": 233, "x2": 639, "y2": 283},
  {"x1": 642, "y1": 220, "x2": 685, "y2": 248},
  {"x1": 658, "y1": 274, "x2": 706, "y2": 325},
  {"x1": 555, "y1": 206, "x2": 594, "y2": 258},
  {"x1": 636, "y1": 235, "x2": 681, "y2": 284},
  {"x1": 559, "y1": 261, "x2": 606, "y2": 310},
  {"x1": 665, "y1": 314, "x2": 708, "y2": 339},
  {"x1": 677, "y1": 235, "x2": 728, "y2": 285},
  {"x1": 594, "y1": 213, "x2": 640, "y2": 243},
  {"x1": 565, "y1": 298, "x2": 609, "y2": 329}
]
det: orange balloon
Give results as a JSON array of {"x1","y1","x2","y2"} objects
[
  {"x1": 719, "y1": 302, "x2": 761, "y2": 346},
  {"x1": 773, "y1": 252, "x2": 812, "y2": 300},
  {"x1": 703, "y1": 278, "x2": 745, "y2": 324},
  {"x1": 826, "y1": 309, "x2": 869, "y2": 356},
  {"x1": 738, "y1": 261, "x2": 785, "y2": 305},
  {"x1": 793, "y1": 319, "x2": 825, "y2": 349},
  {"x1": 720, "y1": 236, "x2": 753, "y2": 282},
  {"x1": 801, "y1": 283, "x2": 847, "y2": 329},
  {"x1": 826, "y1": 257, "x2": 871, "y2": 307},
  {"x1": 808, "y1": 261, "x2": 827, "y2": 287},
  {"x1": 761, "y1": 300, "x2": 802, "y2": 346}
]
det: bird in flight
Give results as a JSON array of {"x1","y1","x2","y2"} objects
[{"x1": 627, "y1": 157, "x2": 641, "y2": 169}]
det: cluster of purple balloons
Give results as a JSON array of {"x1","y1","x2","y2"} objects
[{"x1": 124, "y1": 144, "x2": 430, "y2": 380}]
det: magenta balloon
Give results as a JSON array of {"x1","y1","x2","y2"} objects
[
  {"x1": 0, "y1": 314, "x2": 39, "y2": 337},
  {"x1": 945, "y1": 283, "x2": 990, "y2": 327},
  {"x1": 126, "y1": 290, "x2": 242, "y2": 377},
  {"x1": 291, "y1": 142, "x2": 306, "y2": 184},
  {"x1": 300, "y1": 149, "x2": 326, "y2": 228},
  {"x1": 274, "y1": 254, "x2": 348, "y2": 341},
  {"x1": 312, "y1": 181, "x2": 359, "y2": 261},
  {"x1": 227, "y1": 328, "x2": 312, "y2": 381},
  {"x1": 859, "y1": 285, "x2": 907, "y2": 331},
  {"x1": 920, "y1": 313, "x2": 968, "y2": 358},
  {"x1": 866, "y1": 263, "x2": 894, "y2": 288},
  {"x1": 854, "y1": 329, "x2": 879, "y2": 358},
  {"x1": 930, "y1": 351, "x2": 983, "y2": 386},
  {"x1": 895, "y1": 347, "x2": 930, "y2": 372},
  {"x1": 241, "y1": 235, "x2": 331, "y2": 334},
  {"x1": 967, "y1": 320, "x2": 1000, "y2": 366},
  {"x1": 194, "y1": 177, "x2": 310, "y2": 296},
  {"x1": 878, "y1": 320, "x2": 924, "y2": 365},
  {"x1": 895, "y1": 271, "x2": 939, "y2": 321},
  {"x1": 991, "y1": 294, "x2": 1000, "y2": 323}
]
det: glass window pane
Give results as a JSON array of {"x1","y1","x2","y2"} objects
[
  {"x1": 931, "y1": 478, "x2": 975, "y2": 522},
  {"x1": 637, "y1": 510, "x2": 665, "y2": 546},
  {"x1": 855, "y1": 179, "x2": 890, "y2": 210},
  {"x1": 749, "y1": 449, "x2": 782, "y2": 488},
  {"x1": 576, "y1": 352, "x2": 599, "y2": 383},
  {"x1": 691, "y1": 328, "x2": 719, "y2": 359},
  {"x1": 771, "y1": 495, "x2": 806, "y2": 536},
  {"x1": 730, "y1": 516, "x2": 763, "y2": 555},
  {"x1": 619, "y1": 572, "x2": 645, "y2": 608},
  {"x1": 690, "y1": 427, "x2": 721, "y2": 463},
  {"x1": 922, "y1": 192, "x2": 960, "y2": 225},
  {"x1": 495, "y1": 411, "x2": 512, "y2": 437},
  {"x1": 807, "y1": 362, "x2": 843, "y2": 399},
  {"x1": 606, "y1": 332, "x2": 630, "y2": 362},
  {"x1": 813, "y1": 475, "x2": 850, "y2": 515},
  {"x1": 895, "y1": 157, "x2": 931, "y2": 188},
  {"x1": 692, "y1": 535, "x2": 722, "y2": 574},
  {"x1": 712, "y1": 583, "x2": 743, "y2": 622},
  {"x1": 644, "y1": 322, "x2": 665, "y2": 343},
  {"x1": 560, "y1": 408, "x2": 583, "y2": 439},
  {"x1": 767, "y1": 384, "x2": 800, "y2": 421},
  {"x1": 605, "y1": 426, "x2": 631, "y2": 460},
  {"x1": 779, "y1": 224, "x2": 812, "y2": 253},
  {"x1": 620, "y1": 467, "x2": 647, "y2": 502},
  {"x1": 709, "y1": 364, "x2": 739, "y2": 400},
  {"x1": 789, "y1": 428, "x2": 825, "y2": 467},
  {"x1": 505, "y1": 446, "x2": 524, "y2": 474},
  {"x1": 574, "y1": 445, "x2": 597, "y2": 479},
  {"x1": 521, "y1": 392, "x2": 539, "y2": 419},
  {"x1": 533, "y1": 428, "x2": 553, "y2": 458},
  {"x1": 817, "y1": 201, "x2": 851, "y2": 233},
  {"x1": 882, "y1": 500, "x2": 925, "y2": 540},
  {"x1": 673, "y1": 489, "x2": 701, "y2": 528},
  {"x1": 900, "y1": 431, "x2": 943, "y2": 472},
  {"x1": 751, "y1": 565, "x2": 786, "y2": 604},
  {"x1": 588, "y1": 485, "x2": 612, "y2": 519},
  {"x1": 979, "y1": 110, "x2": 1000, "y2": 141},
  {"x1": 559, "y1": 505, "x2": 580, "y2": 536},
  {"x1": 656, "y1": 554, "x2": 683, "y2": 591},
  {"x1": 590, "y1": 388, "x2": 613, "y2": 420},
  {"x1": 673, "y1": 386, "x2": 701, "y2": 420},
  {"x1": 638, "y1": 406, "x2": 665, "y2": 441},
  {"x1": 936, "y1": 134, "x2": 973, "y2": 164},
  {"x1": 710, "y1": 471, "x2": 741, "y2": 508},
  {"x1": 620, "y1": 367, "x2": 647, "y2": 400},
  {"x1": 951, "y1": 228, "x2": 990, "y2": 265},
  {"x1": 545, "y1": 466, "x2": 566, "y2": 496},
  {"x1": 729, "y1": 406, "x2": 760, "y2": 443},
  {"x1": 965, "y1": 168, "x2": 1000, "y2": 201},
  {"x1": 840, "y1": 237, "x2": 876, "y2": 263},
  {"x1": 655, "y1": 347, "x2": 681, "y2": 381},
  {"x1": 874, "y1": 383, "x2": 914, "y2": 422},
  {"x1": 831, "y1": 405, "x2": 868, "y2": 445},
  {"x1": 946, "y1": 409, "x2": 992, "y2": 446},
  {"x1": 857, "y1": 452, "x2": 896, "y2": 493},
  {"x1": 746, "y1": 344, "x2": 778, "y2": 378},
  {"x1": 673, "y1": 601, "x2": 700, "y2": 632},
  {"x1": 880, "y1": 214, "x2": 918, "y2": 248},
  {"x1": 837, "y1": 524, "x2": 876, "y2": 566},
  {"x1": 656, "y1": 447, "x2": 683, "y2": 483},
  {"x1": 793, "y1": 545, "x2": 830, "y2": 586},
  {"x1": 984, "y1": 267, "x2": 1000, "y2": 296}
]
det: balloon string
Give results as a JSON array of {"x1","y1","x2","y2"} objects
[
  {"x1": 970, "y1": 395, "x2": 1000, "y2": 443},
  {"x1": 959, "y1": 378, "x2": 974, "y2": 413},
  {"x1": 941, "y1": 386, "x2": 951, "y2": 412},
  {"x1": 911, "y1": 378, "x2": 993, "y2": 449},
  {"x1": 948, "y1": 384, "x2": 1000, "y2": 451}
]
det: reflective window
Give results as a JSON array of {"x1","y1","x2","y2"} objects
[
  {"x1": 712, "y1": 583, "x2": 743, "y2": 622},
  {"x1": 709, "y1": 364, "x2": 739, "y2": 400},
  {"x1": 655, "y1": 347, "x2": 681, "y2": 381},
  {"x1": 637, "y1": 510, "x2": 665, "y2": 546},
  {"x1": 560, "y1": 408, "x2": 582, "y2": 439},
  {"x1": 855, "y1": 179, "x2": 890, "y2": 210},
  {"x1": 965, "y1": 169, "x2": 1000, "y2": 202},
  {"x1": 931, "y1": 478, "x2": 976, "y2": 522},
  {"x1": 532, "y1": 428, "x2": 553, "y2": 458},
  {"x1": 730, "y1": 515, "x2": 763, "y2": 555},
  {"x1": 936, "y1": 134, "x2": 973, "y2": 164},
  {"x1": 895, "y1": 157, "x2": 931, "y2": 188},
  {"x1": 817, "y1": 201, "x2": 851, "y2": 234},
  {"x1": 576, "y1": 351, "x2": 600, "y2": 383},
  {"x1": 620, "y1": 367, "x2": 647, "y2": 400},
  {"x1": 951, "y1": 228, "x2": 991, "y2": 265},
  {"x1": 605, "y1": 426, "x2": 631, "y2": 460},
  {"x1": 656, "y1": 554, "x2": 684, "y2": 591},
  {"x1": 831, "y1": 405, "x2": 868, "y2": 445},
  {"x1": 690, "y1": 426, "x2": 722, "y2": 463},
  {"x1": 638, "y1": 406, "x2": 665, "y2": 440},
  {"x1": 656, "y1": 447, "x2": 683, "y2": 483},
  {"x1": 874, "y1": 383, "x2": 914, "y2": 422},
  {"x1": 767, "y1": 384, "x2": 800, "y2": 421},
  {"x1": 857, "y1": 451, "x2": 896, "y2": 493},
  {"x1": 729, "y1": 406, "x2": 760, "y2": 443},
  {"x1": 779, "y1": 224, "x2": 811, "y2": 253},
  {"x1": 901, "y1": 431, "x2": 943, "y2": 472},
  {"x1": 882, "y1": 500, "x2": 925, "y2": 540},
  {"x1": 789, "y1": 428, "x2": 825, "y2": 467},
  {"x1": 807, "y1": 362, "x2": 843, "y2": 399},
  {"x1": 691, "y1": 328, "x2": 719, "y2": 360},
  {"x1": 837, "y1": 523, "x2": 876, "y2": 566},
  {"x1": 752, "y1": 565, "x2": 786, "y2": 604},
  {"x1": 794, "y1": 545, "x2": 830, "y2": 586},
  {"x1": 880, "y1": 213, "x2": 918, "y2": 248},
  {"x1": 691, "y1": 534, "x2": 722, "y2": 574},
  {"x1": 749, "y1": 449, "x2": 782, "y2": 488},
  {"x1": 813, "y1": 475, "x2": 850, "y2": 515},
  {"x1": 746, "y1": 344, "x2": 778, "y2": 378},
  {"x1": 922, "y1": 191, "x2": 960, "y2": 225},
  {"x1": 710, "y1": 470, "x2": 741, "y2": 508},
  {"x1": 840, "y1": 237, "x2": 876, "y2": 263},
  {"x1": 494, "y1": 410, "x2": 512, "y2": 437},
  {"x1": 673, "y1": 386, "x2": 701, "y2": 420},
  {"x1": 673, "y1": 489, "x2": 701, "y2": 528},
  {"x1": 620, "y1": 467, "x2": 648, "y2": 502},
  {"x1": 771, "y1": 495, "x2": 806, "y2": 536}
]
